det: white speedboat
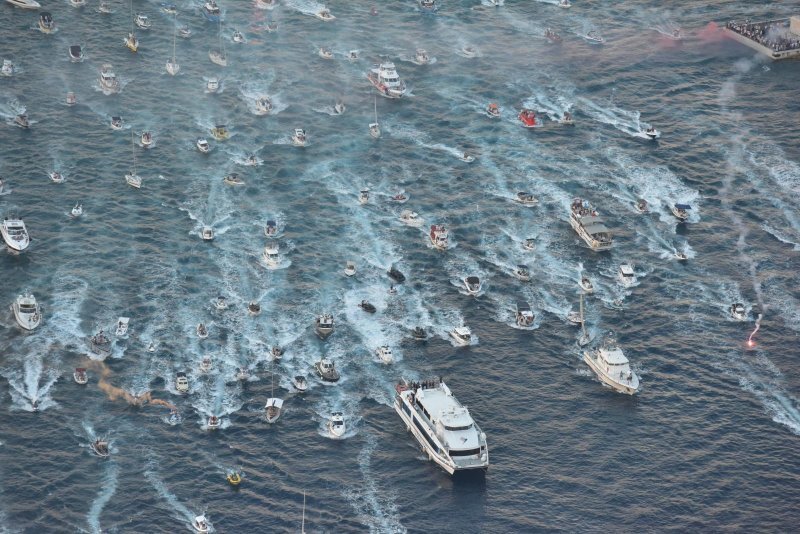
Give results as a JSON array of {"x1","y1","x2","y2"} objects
[
  {"x1": 419, "y1": 0, "x2": 436, "y2": 12},
  {"x1": 99, "y1": 64, "x2": 120, "y2": 94},
  {"x1": 111, "y1": 116, "x2": 123, "y2": 130},
  {"x1": 196, "y1": 323, "x2": 209, "y2": 339},
  {"x1": 5, "y1": 0, "x2": 41, "y2": 9},
  {"x1": 579, "y1": 276, "x2": 594, "y2": 293},
  {"x1": 315, "y1": 7, "x2": 335, "y2": 21},
  {"x1": 175, "y1": 372, "x2": 189, "y2": 393},
  {"x1": 134, "y1": 14, "x2": 151, "y2": 30},
  {"x1": 74, "y1": 367, "x2": 88, "y2": 384},
  {"x1": 515, "y1": 301, "x2": 534, "y2": 327},
  {"x1": 264, "y1": 220, "x2": 278, "y2": 237},
  {"x1": 515, "y1": 192, "x2": 537, "y2": 206},
  {"x1": 211, "y1": 125, "x2": 229, "y2": 140},
  {"x1": 192, "y1": 515, "x2": 209, "y2": 533},
  {"x1": 70, "y1": 203, "x2": 83, "y2": 217},
  {"x1": 254, "y1": 96, "x2": 272, "y2": 115},
  {"x1": 14, "y1": 114, "x2": 29, "y2": 128},
  {"x1": 585, "y1": 31, "x2": 604, "y2": 44},
  {"x1": 318, "y1": 47, "x2": 333, "y2": 59},
  {"x1": 393, "y1": 378, "x2": 489, "y2": 474},
  {"x1": 291, "y1": 128, "x2": 307, "y2": 147},
  {"x1": 513, "y1": 265, "x2": 531, "y2": 282},
  {"x1": 140, "y1": 131, "x2": 153, "y2": 148},
  {"x1": 49, "y1": 171, "x2": 65, "y2": 184},
  {"x1": 558, "y1": 0, "x2": 571, "y2": 8},
  {"x1": 583, "y1": 344, "x2": 640, "y2": 394},
  {"x1": 522, "y1": 238, "x2": 535, "y2": 251},
  {"x1": 2, "y1": 217, "x2": 30, "y2": 252},
  {"x1": 115, "y1": 317, "x2": 130, "y2": 337},
  {"x1": 449, "y1": 326, "x2": 472, "y2": 346},
  {"x1": 66, "y1": 92, "x2": 77, "y2": 106},
  {"x1": 315, "y1": 314, "x2": 334, "y2": 339},
  {"x1": 333, "y1": 100, "x2": 346, "y2": 115},
  {"x1": 675, "y1": 250, "x2": 688, "y2": 261},
  {"x1": 201, "y1": 226, "x2": 214, "y2": 241},
  {"x1": 429, "y1": 224, "x2": 448, "y2": 249},
  {"x1": 731, "y1": 303, "x2": 746, "y2": 321},
  {"x1": 202, "y1": 0, "x2": 220, "y2": 21},
  {"x1": 569, "y1": 198, "x2": 613, "y2": 251},
  {"x1": 486, "y1": 103, "x2": 500, "y2": 118},
  {"x1": 643, "y1": 126, "x2": 660, "y2": 139},
  {"x1": 262, "y1": 243, "x2": 280, "y2": 268},
  {"x1": 196, "y1": 139, "x2": 210, "y2": 153},
  {"x1": 358, "y1": 189, "x2": 369, "y2": 205},
  {"x1": 375, "y1": 346, "x2": 393, "y2": 364},
  {"x1": 559, "y1": 112, "x2": 575, "y2": 125},
  {"x1": 328, "y1": 412, "x2": 345, "y2": 437},
  {"x1": 344, "y1": 261, "x2": 356, "y2": 277},
  {"x1": 199, "y1": 356, "x2": 212, "y2": 372},
  {"x1": 618, "y1": 263, "x2": 636, "y2": 287},
  {"x1": 124, "y1": 32, "x2": 138, "y2": 53},
  {"x1": 90, "y1": 438, "x2": 110, "y2": 458},
  {"x1": 231, "y1": 29, "x2": 245, "y2": 43},
  {"x1": 248, "y1": 301, "x2": 261, "y2": 315},
  {"x1": 635, "y1": 198, "x2": 648, "y2": 213},
  {"x1": 314, "y1": 358, "x2": 339, "y2": 381},
  {"x1": 413, "y1": 48, "x2": 430, "y2": 65},
  {"x1": 125, "y1": 172, "x2": 142, "y2": 189},
  {"x1": 213, "y1": 296, "x2": 227, "y2": 310},
  {"x1": 1, "y1": 59, "x2": 13, "y2": 76},
  {"x1": 367, "y1": 62, "x2": 407, "y2": 99},
  {"x1": 12, "y1": 293, "x2": 41, "y2": 330},
  {"x1": 38, "y1": 12, "x2": 55, "y2": 33},
  {"x1": 206, "y1": 78, "x2": 220, "y2": 93},
  {"x1": 399, "y1": 209, "x2": 423, "y2": 226},
  {"x1": 265, "y1": 397, "x2": 283, "y2": 423},
  {"x1": 463, "y1": 276, "x2": 481, "y2": 295},
  {"x1": 671, "y1": 203, "x2": 691, "y2": 222},
  {"x1": 209, "y1": 48, "x2": 227, "y2": 66},
  {"x1": 243, "y1": 154, "x2": 258, "y2": 166},
  {"x1": 88, "y1": 330, "x2": 112, "y2": 360},
  {"x1": 292, "y1": 375, "x2": 308, "y2": 392}
]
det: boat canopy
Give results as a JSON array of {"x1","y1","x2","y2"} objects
[
  {"x1": 70, "y1": 45, "x2": 82, "y2": 54},
  {"x1": 580, "y1": 216, "x2": 610, "y2": 236},
  {"x1": 600, "y1": 347, "x2": 629, "y2": 365},
  {"x1": 674, "y1": 203, "x2": 692, "y2": 210}
]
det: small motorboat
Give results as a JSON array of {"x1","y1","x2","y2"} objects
[
  {"x1": 99, "y1": 64, "x2": 120, "y2": 94},
  {"x1": 419, "y1": 0, "x2": 436, "y2": 11},
  {"x1": 200, "y1": 357, "x2": 212, "y2": 372},
  {"x1": 618, "y1": 264, "x2": 636, "y2": 287},
  {"x1": 192, "y1": 514, "x2": 210, "y2": 533},
  {"x1": 213, "y1": 296, "x2": 227, "y2": 310},
  {"x1": 264, "y1": 220, "x2": 278, "y2": 237},
  {"x1": 635, "y1": 198, "x2": 648, "y2": 213},
  {"x1": 460, "y1": 45, "x2": 478, "y2": 58},
  {"x1": 669, "y1": 28, "x2": 683, "y2": 40},
  {"x1": 223, "y1": 173, "x2": 244, "y2": 186},
  {"x1": 202, "y1": 0, "x2": 220, "y2": 22},
  {"x1": 227, "y1": 471, "x2": 242, "y2": 486},
  {"x1": 197, "y1": 139, "x2": 211, "y2": 153},
  {"x1": 68, "y1": 45, "x2": 83, "y2": 62},
  {"x1": 387, "y1": 266, "x2": 405, "y2": 283},
  {"x1": 124, "y1": 32, "x2": 138, "y2": 53},
  {"x1": 358, "y1": 189, "x2": 369, "y2": 205},
  {"x1": 559, "y1": 112, "x2": 575, "y2": 125},
  {"x1": 98, "y1": 1, "x2": 111, "y2": 13},
  {"x1": 160, "y1": 3, "x2": 178, "y2": 14},
  {"x1": 147, "y1": 342, "x2": 156, "y2": 353},
  {"x1": 264, "y1": 397, "x2": 283, "y2": 423},
  {"x1": 90, "y1": 438, "x2": 110, "y2": 458},
  {"x1": 585, "y1": 31, "x2": 605, "y2": 44},
  {"x1": 375, "y1": 346, "x2": 393, "y2": 363},
  {"x1": 66, "y1": 92, "x2": 77, "y2": 106},
  {"x1": 318, "y1": 47, "x2": 333, "y2": 59},
  {"x1": 271, "y1": 346, "x2": 284, "y2": 360},
  {"x1": 328, "y1": 412, "x2": 345, "y2": 438},
  {"x1": 262, "y1": 243, "x2": 280, "y2": 268},
  {"x1": 291, "y1": 128, "x2": 307, "y2": 147},
  {"x1": 643, "y1": 126, "x2": 660, "y2": 140},
  {"x1": 235, "y1": 367, "x2": 249, "y2": 381},
  {"x1": 459, "y1": 152, "x2": 475, "y2": 163},
  {"x1": 399, "y1": 210, "x2": 423, "y2": 226},
  {"x1": 429, "y1": 224, "x2": 449, "y2": 249},
  {"x1": 201, "y1": 226, "x2": 214, "y2": 241},
  {"x1": 675, "y1": 250, "x2": 689, "y2": 261},
  {"x1": 5, "y1": 0, "x2": 41, "y2": 9},
  {"x1": 558, "y1": 0, "x2": 571, "y2": 8},
  {"x1": 2, "y1": 217, "x2": 31, "y2": 252},
  {"x1": 110, "y1": 116, "x2": 123, "y2": 130},
  {"x1": 315, "y1": 8, "x2": 335, "y2": 21},
  {"x1": 70, "y1": 203, "x2": 83, "y2": 217},
  {"x1": 333, "y1": 100, "x2": 346, "y2": 115},
  {"x1": 579, "y1": 276, "x2": 594, "y2": 293},
  {"x1": 486, "y1": 103, "x2": 500, "y2": 118},
  {"x1": 315, "y1": 358, "x2": 340, "y2": 381},
  {"x1": 248, "y1": 301, "x2": 261, "y2": 315},
  {"x1": 134, "y1": 14, "x2": 151, "y2": 30},
  {"x1": 14, "y1": 114, "x2": 29, "y2": 129},
  {"x1": 731, "y1": 303, "x2": 746, "y2": 321},
  {"x1": 344, "y1": 261, "x2": 356, "y2": 277},
  {"x1": 522, "y1": 238, "x2": 535, "y2": 251},
  {"x1": 516, "y1": 192, "x2": 538, "y2": 206},
  {"x1": 518, "y1": 109, "x2": 539, "y2": 128},
  {"x1": 88, "y1": 330, "x2": 112, "y2": 359},
  {"x1": 125, "y1": 172, "x2": 142, "y2": 189},
  {"x1": 206, "y1": 78, "x2": 220, "y2": 93},
  {"x1": 414, "y1": 48, "x2": 430, "y2": 65},
  {"x1": 178, "y1": 26, "x2": 192, "y2": 38},
  {"x1": 513, "y1": 265, "x2": 531, "y2": 282},
  {"x1": 73, "y1": 367, "x2": 88, "y2": 384},
  {"x1": 463, "y1": 276, "x2": 481, "y2": 295},
  {"x1": 516, "y1": 302, "x2": 535, "y2": 327},
  {"x1": 175, "y1": 372, "x2": 189, "y2": 393},
  {"x1": 359, "y1": 300, "x2": 376, "y2": 313},
  {"x1": 390, "y1": 192, "x2": 408, "y2": 203},
  {"x1": 12, "y1": 293, "x2": 41, "y2": 330},
  {"x1": 671, "y1": 203, "x2": 691, "y2": 222},
  {"x1": 115, "y1": 317, "x2": 130, "y2": 337},
  {"x1": 231, "y1": 29, "x2": 245, "y2": 43},
  {"x1": 1, "y1": 59, "x2": 14, "y2": 77},
  {"x1": 210, "y1": 125, "x2": 229, "y2": 141},
  {"x1": 292, "y1": 375, "x2": 308, "y2": 392},
  {"x1": 544, "y1": 28, "x2": 562, "y2": 43},
  {"x1": 388, "y1": 285, "x2": 397, "y2": 295},
  {"x1": 449, "y1": 326, "x2": 472, "y2": 346},
  {"x1": 140, "y1": 131, "x2": 153, "y2": 148},
  {"x1": 38, "y1": 12, "x2": 56, "y2": 34},
  {"x1": 411, "y1": 326, "x2": 427, "y2": 340},
  {"x1": 255, "y1": 96, "x2": 272, "y2": 115},
  {"x1": 315, "y1": 314, "x2": 334, "y2": 339},
  {"x1": 49, "y1": 171, "x2": 65, "y2": 184},
  {"x1": 196, "y1": 323, "x2": 209, "y2": 339},
  {"x1": 347, "y1": 50, "x2": 358, "y2": 61}
]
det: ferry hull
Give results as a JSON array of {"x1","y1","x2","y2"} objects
[
  {"x1": 583, "y1": 352, "x2": 639, "y2": 395},
  {"x1": 569, "y1": 215, "x2": 612, "y2": 251}
]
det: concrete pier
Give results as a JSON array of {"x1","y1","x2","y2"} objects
[{"x1": 724, "y1": 16, "x2": 800, "y2": 60}]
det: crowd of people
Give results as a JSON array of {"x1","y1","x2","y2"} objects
[{"x1": 726, "y1": 19, "x2": 800, "y2": 53}]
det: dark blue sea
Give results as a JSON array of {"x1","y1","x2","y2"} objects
[{"x1": 1, "y1": 0, "x2": 799, "y2": 532}]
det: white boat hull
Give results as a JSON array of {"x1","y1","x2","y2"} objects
[{"x1": 583, "y1": 352, "x2": 639, "y2": 394}]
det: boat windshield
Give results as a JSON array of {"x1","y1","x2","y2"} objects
[{"x1": 445, "y1": 423, "x2": 473, "y2": 431}]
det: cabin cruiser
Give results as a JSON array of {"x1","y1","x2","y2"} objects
[
  {"x1": 522, "y1": 238, "x2": 535, "y2": 251},
  {"x1": 544, "y1": 28, "x2": 562, "y2": 43},
  {"x1": 671, "y1": 203, "x2": 691, "y2": 222},
  {"x1": 375, "y1": 346, "x2": 393, "y2": 363},
  {"x1": 66, "y1": 44, "x2": 84, "y2": 62},
  {"x1": 200, "y1": 356, "x2": 212, "y2": 372},
  {"x1": 583, "y1": 343, "x2": 640, "y2": 395},
  {"x1": 66, "y1": 92, "x2": 77, "y2": 106},
  {"x1": 231, "y1": 29, "x2": 245, "y2": 43},
  {"x1": 292, "y1": 128, "x2": 307, "y2": 147},
  {"x1": 358, "y1": 189, "x2": 369, "y2": 204},
  {"x1": 367, "y1": 62, "x2": 407, "y2": 99},
  {"x1": 125, "y1": 32, "x2": 138, "y2": 52},
  {"x1": 134, "y1": 14, "x2": 151, "y2": 30},
  {"x1": 558, "y1": 0, "x2": 571, "y2": 8},
  {"x1": 201, "y1": 226, "x2": 214, "y2": 241},
  {"x1": 202, "y1": 0, "x2": 220, "y2": 22},
  {"x1": 328, "y1": 412, "x2": 345, "y2": 438},
  {"x1": 359, "y1": 300, "x2": 376, "y2": 313},
  {"x1": 2, "y1": 217, "x2": 31, "y2": 252},
  {"x1": 388, "y1": 266, "x2": 406, "y2": 283},
  {"x1": 449, "y1": 326, "x2": 472, "y2": 346},
  {"x1": 74, "y1": 367, "x2": 88, "y2": 384},
  {"x1": 125, "y1": 170, "x2": 142, "y2": 189},
  {"x1": 175, "y1": 372, "x2": 189, "y2": 393},
  {"x1": 513, "y1": 265, "x2": 531, "y2": 282},
  {"x1": 618, "y1": 263, "x2": 636, "y2": 287},
  {"x1": 1, "y1": 59, "x2": 13, "y2": 76},
  {"x1": 90, "y1": 438, "x2": 110, "y2": 458},
  {"x1": 255, "y1": 96, "x2": 272, "y2": 115},
  {"x1": 333, "y1": 100, "x2": 346, "y2": 115},
  {"x1": 264, "y1": 220, "x2": 278, "y2": 237},
  {"x1": 315, "y1": 7, "x2": 335, "y2": 21},
  {"x1": 265, "y1": 397, "x2": 283, "y2": 423},
  {"x1": 115, "y1": 317, "x2": 129, "y2": 337},
  {"x1": 411, "y1": 326, "x2": 427, "y2": 340},
  {"x1": 38, "y1": 12, "x2": 55, "y2": 33},
  {"x1": 211, "y1": 125, "x2": 229, "y2": 140},
  {"x1": 206, "y1": 78, "x2": 220, "y2": 93},
  {"x1": 516, "y1": 192, "x2": 537, "y2": 206},
  {"x1": 223, "y1": 173, "x2": 244, "y2": 186},
  {"x1": 262, "y1": 243, "x2": 280, "y2": 268},
  {"x1": 486, "y1": 103, "x2": 500, "y2": 118},
  {"x1": 585, "y1": 31, "x2": 604, "y2": 44},
  {"x1": 140, "y1": 131, "x2": 153, "y2": 148},
  {"x1": 248, "y1": 301, "x2": 261, "y2": 315},
  {"x1": 429, "y1": 224, "x2": 449, "y2": 249},
  {"x1": 111, "y1": 116, "x2": 123, "y2": 130},
  {"x1": 347, "y1": 50, "x2": 358, "y2": 61},
  {"x1": 214, "y1": 296, "x2": 227, "y2": 310},
  {"x1": 99, "y1": 64, "x2": 120, "y2": 94},
  {"x1": 394, "y1": 378, "x2": 488, "y2": 474},
  {"x1": 515, "y1": 302, "x2": 534, "y2": 327},
  {"x1": 419, "y1": 0, "x2": 436, "y2": 12},
  {"x1": 344, "y1": 261, "x2": 356, "y2": 277},
  {"x1": 579, "y1": 276, "x2": 594, "y2": 293},
  {"x1": 570, "y1": 198, "x2": 613, "y2": 251},
  {"x1": 399, "y1": 209, "x2": 423, "y2": 226},
  {"x1": 463, "y1": 276, "x2": 481, "y2": 295},
  {"x1": 196, "y1": 139, "x2": 210, "y2": 153},
  {"x1": 196, "y1": 323, "x2": 209, "y2": 339},
  {"x1": 643, "y1": 126, "x2": 660, "y2": 139},
  {"x1": 292, "y1": 375, "x2": 308, "y2": 392},
  {"x1": 635, "y1": 198, "x2": 648, "y2": 213},
  {"x1": 88, "y1": 330, "x2": 112, "y2": 360},
  {"x1": 193, "y1": 515, "x2": 209, "y2": 533},
  {"x1": 49, "y1": 171, "x2": 64, "y2": 183},
  {"x1": 12, "y1": 293, "x2": 41, "y2": 330},
  {"x1": 318, "y1": 47, "x2": 333, "y2": 59},
  {"x1": 559, "y1": 112, "x2": 574, "y2": 125},
  {"x1": 518, "y1": 109, "x2": 540, "y2": 128},
  {"x1": 5, "y1": 0, "x2": 41, "y2": 8},
  {"x1": 14, "y1": 114, "x2": 29, "y2": 128},
  {"x1": 414, "y1": 48, "x2": 430, "y2": 65},
  {"x1": 390, "y1": 192, "x2": 408, "y2": 203},
  {"x1": 178, "y1": 25, "x2": 191, "y2": 38},
  {"x1": 730, "y1": 303, "x2": 747, "y2": 321},
  {"x1": 315, "y1": 314, "x2": 334, "y2": 339},
  {"x1": 315, "y1": 358, "x2": 340, "y2": 381},
  {"x1": 70, "y1": 203, "x2": 83, "y2": 217}
]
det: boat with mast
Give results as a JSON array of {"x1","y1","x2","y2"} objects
[
  {"x1": 166, "y1": 17, "x2": 179, "y2": 75},
  {"x1": 264, "y1": 362, "x2": 283, "y2": 423},
  {"x1": 369, "y1": 96, "x2": 380, "y2": 138},
  {"x1": 578, "y1": 293, "x2": 590, "y2": 346},
  {"x1": 125, "y1": 0, "x2": 138, "y2": 52},
  {"x1": 209, "y1": 20, "x2": 227, "y2": 66},
  {"x1": 125, "y1": 131, "x2": 142, "y2": 188}
]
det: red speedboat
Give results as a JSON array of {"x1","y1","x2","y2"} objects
[{"x1": 518, "y1": 109, "x2": 539, "y2": 128}]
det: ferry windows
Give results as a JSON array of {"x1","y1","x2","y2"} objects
[{"x1": 450, "y1": 448, "x2": 481, "y2": 457}]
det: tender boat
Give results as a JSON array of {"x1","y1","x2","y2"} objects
[
  {"x1": 315, "y1": 358, "x2": 339, "y2": 381},
  {"x1": 328, "y1": 412, "x2": 346, "y2": 437},
  {"x1": 200, "y1": 356, "x2": 212, "y2": 372},
  {"x1": 419, "y1": 0, "x2": 436, "y2": 12},
  {"x1": 265, "y1": 397, "x2": 283, "y2": 423},
  {"x1": 68, "y1": 45, "x2": 83, "y2": 62},
  {"x1": 463, "y1": 276, "x2": 481, "y2": 295},
  {"x1": 459, "y1": 152, "x2": 475, "y2": 163},
  {"x1": 570, "y1": 198, "x2": 613, "y2": 251},
  {"x1": 248, "y1": 301, "x2": 261, "y2": 315},
  {"x1": 223, "y1": 173, "x2": 244, "y2": 186},
  {"x1": 235, "y1": 367, "x2": 249, "y2": 381},
  {"x1": 579, "y1": 276, "x2": 594, "y2": 293},
  {"x1": 359, "y1": 300, "x2": 376, "y2": 313},
  {"x1": 196, "y1": 139, "x2": 210, "y2": 153},
  {"x1": 583, "y1": 343, "x2": 640, "y2": 394},
  {"x1": 5, "y1": 0, "x2": 41, "y2": 8},
  {"x1": 201, "y1": 226, "x2": 214, "y2": 241},
  {"x1": 387, "y1": 266, "x2": 406, "y2": 283},
  {"x1": 513, "y1": 265, "x2": 531, "y2": 281},
  {"x1": 231, "y1": 29, "x2": 245, "y2": 43},
  {"x1": 344, "y1": 261, "x2": 356, "y2": 277},
  {"x1": 518, "y1": 109, "x2": 540, "y2": 128},
  {"x1": 99, "y1": 64, "x2": 120, "y2": 94},
  {"x1": 211, "y1": 125, "x2": 229, "y2": 140},
  {"x1": 206, "y1": 415, "x2": 220, "y2": 429},
  {"x1": 559, "y1": 112, "x2": 575, "y2": 125},
  {"x1": 318, "y1": 47, "x2": 333, "y2": 59},
  {"x1": 516, "y1": 192, "x2": 538, "y2": 206},
  {"x1": 255, "y1": 96, "x2": 272, "y2": 115},
  {"x1": 486, "y1": 103, "x2": 500, "y2": 118},
  {"x1": 585, "y1": 31, "x2": 604, "y2": 44},
  {"x1": 414, "y1": 48, "x2": 430, "y2": 65},
  {"x1": 375, "y1": 346, "x2": 393, "y2": 363},
  {"x1": 49, "y1": 171, "x2": 64, "y2": 184},
  {"x1": 292, "y1": 375, "x2": 308, "y2": 392},
  {"x1": 390, "y1": 192, "x2": 408, "y2": 203},
  {"x1": 111, "y1": 116, "x2": 123, "y2": 130},
  {"x1": 125, "y1": 172, "x2": 142, "y2": 189},
  {"x1": 544, "y1": 28, "x2": 562, "y2": 43},
  {"x1": 1, "y1": 59, "x2": 13, "y2": 77},
  {"x1": 134, "y1": 14, "x2": 150, "y2": 29},
  {"x1": 12, "y1": 293, "x2": 41, "y2": 330},
  {"x1": 315, "y1": 7, "x2": 335, "y2": 21},
  {"x1": 90, "y1": 438, "x2": 110, "y2": 458},
  {"x1": 202, "y1": 0, "x2": 220, "y2": 22},
  {"x1": 140, "y1": 131, "x2": 153, "y2": 148},
  {"x1": 618, "y1": 263, "x2": 636, "y2": 287},
  {"x1": 333, "y1": 100, "x2": 346, "y2": 115},
  {"x1": 193, "y1": 515, "x2": 209, "y2": 534},
  {"x1": 731, "y1": 303, "x2": 746, "y2": 321},
  {"x1": 125, "y1": 32, "x2": 138, "y2": 53},
  {"x1": 74, "y1": 367, "x2": 88, "y2": 384},
  {"x1": 206, "y1": 78, "x2": 220, "y2": 93},
  {"x1": 347, "y1": 50, "x2": 358, "y2": 61},
  {"x1": 14, "y1": 114, "x2": 29, "y2": 128},
  {"x1": 227, "y1": 471, "x2": 242, "y2": 486},
  {"x1": 399, "y1": 209, "x2": 423, "y2": 226},
  {"x1": 214, "y1": 296, "x2": 227, "y2": 310},
  {"x1": 449, "y1": 326, "x2": 472, "y2": 346},
  {"x1": 635, "y1": 198, "x2": 648, "y2": 213},
  {"x1": 393, "y1": 378, "x2": 489, "y2": 474},
  {"x1": 271, "y1": 346, "x2": 284, "y2": 360},
  {"x1": 671, "y1": 203, "x2": 691, "y2": 222},
  {"x1": 115, "y1": 317, "x2": 130, "y2": 337},
  {"x1": 262, "y1": 243, "x2": 280, "y2": 268},
  {"x1": 315, "y1": 314, "x2": 334, "y2": 339},
  {"x1": 358, "y1": 189, "x2": 369, "y2": 204},
  {"x1": 2, "y1": 217, "x2": 31, "y2": 252},
  {"x1": 264, "y1": 220, "x2": 278, "y2": 237},
  {"x1": 643, "y1": 126, "x2": 660, "y2": 139},
  {"x1": 70, "y1": 203, "x2": 83, "y2": 217},
  {"x1": 38, "y1": 12, "x2": 56, "y2": 33},
  {"x1": 175, "y1": 372, "x2": 189, "y2": 393},
  {"x1": 515, "y1": 301, "x2": 534, "y2": 327},
  {"x1": 522, "y1": 238, "x2": 535, "y2": 251},
  {"x1": 429, "y1": 224, "x2": 449, "y2": 249},
  {"x1": 66, "y1": 92, "x2": 77, "y2": 106},
  {"x1": 411, "y1": 326, "x2": 427, "y2": 340},
  {"x1": 196, "y1": 323, "x2": 209, "y2": 339},
  {"x1": 367, "y1": 62, "x2": 407, "y2": 99},
  {"x1": 291, "y1": 128, "x2": 307, "y2": 147},
  {"x1": 675, "y1": 251, "x2": 688, "y2": 261},
  {"x1": 88, "y1": 330, "x2": 112, "y2": 360}
]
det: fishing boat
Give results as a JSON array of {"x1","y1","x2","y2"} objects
[
  {"x1": 12, "y1": 293, "x2": 41, "y2": 330},
  {"x1": 99, "y1": 64, "x2": 120, "y2": 95},
  {"x1": 291, "y1": 128, "x2": 307, "y2": 147},
  {"x1": 5, "y1": 0, "x2": 41, "y2": 8},
  {"x1": 399, "y1": 209, "x2": 423, "y2": 226},
  {"x1": 264, "y1": 220, "x2": 278, "y2": 237},
  {"x1": 175, "y1": 372, "x2": 189, "y2": 393},
  {"x1": 264, "y1": 365, "x2": 283, "y2": 423},
  {"x1": 115, "y1": 317, "x2": 130, "y2": 337},
  {"x1": 210, "y1": 125, "x2": 229, "y2": 140},
  {"x1": 328, "y1": 412, "x2": 345, "y2": 437},
  {"x1": 486, "y1": 103, "x2": 500, "y2": 118},
  {"x1": 110, "y1": 116, "x2": 123, "y2": 130},
  {"x1": 201, "y1": 226, "x2": 214, "y2": 241},
  {"x1": 429, "y1": 224, "x2": 449, "y2": 249},
  {"x1": 344, "y1": 261, "x2": 356, "y2": 277},
  {"x1": 38, "y1": 12, "x2": 55, "y2": 33},
  {"x1": 515, "y1": 301, "x2": 534, "y2": 327},
  {"x1": 1, "y1": 217, "x2": 30, "y2": 252},
  {"x1": 569, "y1": 198, "x2": 613, "y2": 251},
  {"x1": 66, "y1": 92, "x2": 77, "y2": 106},
  {"x1": 262, "y1": 243, "x2": 280, "y2": 268},
  {"x1": 196, "y1": 139, "x2": 210, "y2": 153},
  {"x1": 393, "y1": 378, "x2": 489, "y2": 474},
  {"x1": 583, "y1": 342, "x2": 639, "y2": 394},
  {"x1": 367, "y1": 62, "x2": 407, "y2": 99},
  {"x1": 449, "y1": 326, "x2": 472, "y2": 346},
  {"x1": 68, "y1": 45, "x2": 83, "y2": 62},
  {"x1": 375, "y1": 346, "x2": 393, "y2": 364},
  {"x1": 193, "y1": 515, "x2": 209, "y2": 534},
  {"x1": 90, "y1": 438, "x2": 110, "y2": 458},
  {"x1": 209, "y1": 21, "x2": 227, "y2": 66},
  {"x1": 314, "y1": 358, "x2": 339, "y2": 381},
  {"x1": 671, "y1": 203, "x2": 691, "y2": 222},
  {"x1": 359, "y1": 300, "x2": 376, "y2": 313},
  {"x1": 202, "y1": 0, "x2": 220, "y2": 22},
  {"x1": 515, "y1": 192, "x2": 537, "y2": 206},
  {"x1": 518, "y1": 109, "x2": 540, "y2": 128},
  {"x1": 166, "y1": 23, "x2": 180, "y2": 75},
  {"x1": 414, "y1": 48, "x2": 430, "y2": 65},
  {"x1": 223, "y1": 173, "x2": 244, "y2": 186},
  {"x1": 618, "y1": 263, "x2": 636, "y2": 287},
  {"x1": 315, "y1": 314, "x2": 334, "y2": 339},
  {"x1": 315, "y1": 7, "x2": 335, "y2": 21},
  {"x1": 254, "y1": 96, "x2": 272, "y2": 115},
  {"x1": 88, "y1": 330, "x2": 112, "y2": 360},
  {"x1": 126, "y1": 131, "x2": 142, "y2": 189},
  {"x1": 584, "y1": 31, "x2": 604, "y2": 44},
  {"x1": 730, "y1": 303, "x2": 746, "y2": 321},
  {"x1": 463, "y1": 276, "x2": 481, "y2": 295},
  {"x1": 70, "y1": 203, "x2": 82, "y2": 217},
  {"x1": 318, "y1": 47, "x2": 333, "y2": 59},
  {"x1": 74, "y1": 367, "x2": 88, "y2": 384},
  {"x1": 292, "y1": 375, "x2": 308, "y2": 392}
]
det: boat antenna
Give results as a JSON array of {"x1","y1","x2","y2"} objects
[
  {"x1": 131, "y1": 130, "x2": 136, "y2": 174},
  {"x1": 301, "y1": 491, "x2": 306, "y2": 534},
  {"x1": 579, "y1": 293, "x2": 588, "y2": 345}
]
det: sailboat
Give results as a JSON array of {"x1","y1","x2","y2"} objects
[
  {"x1": 264, "y1": 361, "x2": 283, "y2": 423},
  {"x1": 125, "y1": 131, "x2": 142, "y2": 188},
  {"x1": 578, "y1": 293, "x2": 590, "y2": 346},
  {"x1": 369, "y1": 96, "x2": 380, "y2": 139},
  {"x1": 124, "y1": 0, "x2": 138, "y2": 52},
  {"x1": 166, "y1": 18, "x2": 179, "y2": 75},
  {"x1": 209, "y1": 20, "x2": 227, "y2": 66}
]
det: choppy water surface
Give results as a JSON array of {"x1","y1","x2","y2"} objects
[{"x1": 1, "y1": 0, "x2": 799, "y2": 532}]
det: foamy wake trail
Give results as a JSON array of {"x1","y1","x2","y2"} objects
[
  {"x1": 284, "y1": 0, "x2": 325, "y2": 17},
  {"x1": 87, "y1": 462, "x2": 119, "y2": 534},
  {"x1": 144, "y1": 463, "x2": 204, "y2": 527},
  {"x1": 577, "y1": 97, "x2": 653, "y2": 139},
  {"x1": 733, "y1": 353, "x2": 800, "y2": 436}
]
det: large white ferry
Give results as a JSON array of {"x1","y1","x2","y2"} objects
[
  {"x1": 367, "y1": 62, "x2": 407, "y2": 99},
  {"x1": 2, "y1": 217, "x2": 30, "y2": 251},
  {"x1": 394, "y1": 378, "x2": 488, "y2": 474},
  {"x1": 569, "y1": 198, "x2": 613, "y2": 251}
]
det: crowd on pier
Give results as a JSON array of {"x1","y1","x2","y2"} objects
[{"x1": 726, "y1": 19, "x2": 800, "y2": 52}]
